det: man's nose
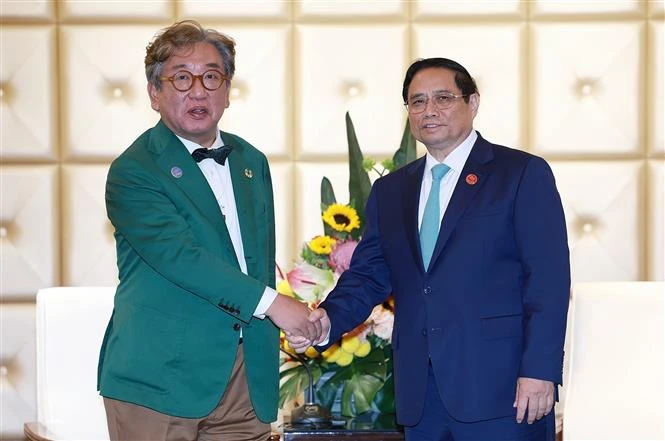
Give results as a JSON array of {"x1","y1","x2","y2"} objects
[
  {"x1": 189, "y1": 76, "x2": 207, "y2": 96},
  {"x1": 424, "y1": 98, "x2": 439, "y2": 115}
]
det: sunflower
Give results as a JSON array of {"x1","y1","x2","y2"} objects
[
  {"x1": 322, "y1": 204, "x2": 361, "y2": 233},
  {"x1": 308, "y1": 235, "x2": 336, "y2": 255}
]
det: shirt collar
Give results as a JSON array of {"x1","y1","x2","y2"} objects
[
  {"x1": 177, "y1": 131, "x2": 224, "y2": 155},
  {"x1": 424, "y1": 130, "x2": 477, "y2": 175}
]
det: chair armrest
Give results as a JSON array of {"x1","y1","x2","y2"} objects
[{"x1": 24, "y1": 422, "x2": 54, "y2": 441}]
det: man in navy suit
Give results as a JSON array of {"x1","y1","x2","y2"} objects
[{"x1": 293, "y1": 58, "x2": 570, "y2": 440}]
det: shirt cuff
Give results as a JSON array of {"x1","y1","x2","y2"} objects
[{"x1": 253, "y1": 286, "x2": 278, "y2": 319}]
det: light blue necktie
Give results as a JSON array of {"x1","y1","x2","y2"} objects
[{"x1": 420, "y1": 163, "x2": 450, "y2": 270}]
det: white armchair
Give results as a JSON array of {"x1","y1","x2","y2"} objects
[
  {"x1": 24, "y1": 287, "x2": 115, "y2": 441},
  {"x1": 562, "y1": 282, "x2": 664, "y2": 440}
]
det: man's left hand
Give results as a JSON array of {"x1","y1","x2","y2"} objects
[{"x1": 514, "y1": 377, "x2": 554, "y2": 424}]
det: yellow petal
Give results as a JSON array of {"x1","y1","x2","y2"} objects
[
  {"x1": 336, "y1": 350, "x2": 354, "y2": 366},
  {"x1": 353, "y1": 341, "x2": 371, "y2": 357},
  {"x1": 322, "y1": 344, "x2": 341, "y2": 363},
  {"x1": 341, "y1": 336, "x2": 360, "y2": 353}
]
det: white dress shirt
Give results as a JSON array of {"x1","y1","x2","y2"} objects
[
  {"x1": 418, "y1": 130, "x2": 477, "y2": 230},
  {"x1": 178, "y1": 133, "x2": 277, "y2": 320}
]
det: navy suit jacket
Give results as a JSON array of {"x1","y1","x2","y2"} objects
[{"x1": 319, "y1": 133, "x2": 570, "y2": 425}]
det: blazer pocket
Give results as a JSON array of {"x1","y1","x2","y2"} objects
[{"x1": 481, "y1": 313, "x2": 523, "y2": 340}]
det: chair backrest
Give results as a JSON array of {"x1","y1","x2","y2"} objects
[
  {"x1": 36, "y1": 287, "x2": 115, "y2": 440},
  {"x1": 563, "y1": 282, "x2": 664, "y2": 440}
]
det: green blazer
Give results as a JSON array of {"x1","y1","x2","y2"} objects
[{"x1": 97, "y1": 120, "x2": 278, "y2": 421}]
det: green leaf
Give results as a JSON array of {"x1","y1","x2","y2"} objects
[
  {"x1": 321, "y1": 177, "x2": 337, "y2": 207},
  {"x1": 320, "y1": 178, "x2": 337, "y2": 237},
  {"x1": 392, "y1": 118, "x2": 416, "y2": 171},
  {"x1": 341, "y1": 374, "x2": 384, "y2": 416},
  {"x1": 372, "y1": 371, "x2": 396, "y2": 413},
  {"x1": 279, "y1": 365, "x2": 309, "y2": 408},
  {"x1": 346, "y1": 112, "x2": 371, "y2": 236}
]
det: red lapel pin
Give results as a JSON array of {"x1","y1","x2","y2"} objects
[{"x1": 466, "y1": 173, "x2": 478, "y2": 185}]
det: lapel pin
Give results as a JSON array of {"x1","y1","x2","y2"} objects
[
  {"x1": 171, "y1": 166, "x2": 183, "y2": 178},
  {"x1": 465, "y1": 173, "x2": 478, "y2": 185},
  {"x1": 244, "y1": 168, "x2": 253, "y2": 179}
]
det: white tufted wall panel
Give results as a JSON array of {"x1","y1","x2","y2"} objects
[
  {"x1": 296, "y1": 0, "x2": 406, "y2": 17},
  {"x1": 0, "y1": 304, "x2": 36, "y2": 438},
  {"x1": 413, "y1": 1, "x2": 523, "y2": 17},
  {"x1": 270, "y1": 162, "x2": 296, "y2": 269},
  {"x1": 297, "y1": 25, "x2": 407, "y2": 157},
  {"x1": 60, "y1": 0, "x2": 171, "y2": 20},
  {"x1": 61, "y1": 165, "x2": 117, "y2": 286},
  {"x1": 531, "y1": 22, "x2": 643, "y2": 154},
  {"x1": 218, "y1": 25, "x2": 291, "y2": 157},
  {"x1": 1, "y1": 1, "x2": 663, "y2": 437},
  {"x1": 551, "y1": 161, "x2": 644, "y2": 282},
  {"x1": 178, "y1": 0, "x2": 290, "y2": 19},
  {"x1": 60, "y1": 25, "x2": 160, "y2": 159},
  {"x1": 651, "y1": 21, "x2": 664, "y2": 154},
  {"x1": 649, "y1": 161, "x2": 664, "y2": 280},
  {"x1": 0, "y1": 1, "x2": 53, "y2": 19},
  {"x1": 0, "y1": 166, "x2": 58, "y2": 299},
  {"x1": 530, "y1": 0, "x2": 643, "y2": 15},
  {"x1": 0, "y1": 26, "x2": 56, "y2": 159}
]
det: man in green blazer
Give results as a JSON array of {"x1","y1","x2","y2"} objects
[{"x1": 97, "y1": 20, "x2": 321, "y2": 441}]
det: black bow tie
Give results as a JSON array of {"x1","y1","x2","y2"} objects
[{"x1": 191, "y1": 145, "x2": 233, "y2": 166}]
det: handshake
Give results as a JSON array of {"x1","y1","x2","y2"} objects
[{"x1": 265, "y1": 294, "x2": 331, "y2": 353}]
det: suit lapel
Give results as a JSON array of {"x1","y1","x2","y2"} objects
[
  {"x1": 429, "y1": 135, "x2": 494, "y2": 268},
  {"x1": 224, "y1": 134, "x2": 259, "y2": 278},
  {"x1": 403, "y1": 158, "x2": 427, "y2": 272},
  {"x1": 151, "y1": 121, "x2": 231, "y2": 243}
]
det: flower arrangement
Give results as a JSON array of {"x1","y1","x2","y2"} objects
[{"x1": 278, "y1": 113, "x2": 416, "y2": 417}]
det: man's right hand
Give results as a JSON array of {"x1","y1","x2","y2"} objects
[
  {"x1": 286, "y1": 308, "x2": 330, "y2": 353},
  {"x1": 265, "y1": 294, "x2": 321, "y2": 342}
]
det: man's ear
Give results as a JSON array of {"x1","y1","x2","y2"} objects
[
  {"x1": 147, "y1": 82, "x2": 159, "y2": 111},
  {"x1": 469, "y1": 93, "x2": 480, "y2": 117}
]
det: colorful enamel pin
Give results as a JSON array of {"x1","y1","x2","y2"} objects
[
  {"x1": 171, "y1": 166, "x2": 183, "y2": 178},
  {"x1": 465, "y1": 173, "x2": 478, "y2": 185}
]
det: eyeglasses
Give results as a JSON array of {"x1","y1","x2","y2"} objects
[
  {"x1": 404, "y1": 92, "x2": 469, "y2": 114},
  {"x1": 159, "y1": 69, "x2": 227, "y2": 92}
]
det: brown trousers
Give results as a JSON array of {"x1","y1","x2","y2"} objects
[{"x1": 103, "y1": 343, "x2": 271, "y2": 441}]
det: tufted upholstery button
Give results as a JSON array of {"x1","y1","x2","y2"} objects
[{"x1": 233, "y1": 323, "x2": 241, "y2": 331}]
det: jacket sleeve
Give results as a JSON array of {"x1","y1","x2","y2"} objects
[
  {"x1": 514, "y1": 156, "x2": 571, "y2": 384},
  {"x1": 319, "y1": 185, "x2": 393, "y2": 347}
]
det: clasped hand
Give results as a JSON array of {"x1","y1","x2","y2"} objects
[{"x1": 266, "y1": 295, "x2": 330, "y2": 348}]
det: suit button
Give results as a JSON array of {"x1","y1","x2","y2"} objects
[
  {"x1": 423, "y1": 286, "x2": 432, "y2": 295},
  {"x1": 233, "y1": 323, "x2": 241, "y2": 331},
  {"x1": 421, "y1": 328, "x2": 427, "y2": 336}
]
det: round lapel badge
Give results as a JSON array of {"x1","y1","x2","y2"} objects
[
  {"x1": 465, "y1": 173, "x2": 478, "y2": 185},
  {"x1": 244, "y1": 168, "x2": 253, "y2": 178},
  {"x1": 171, "y1": 166, "x2": 183, "y2": 178}
]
